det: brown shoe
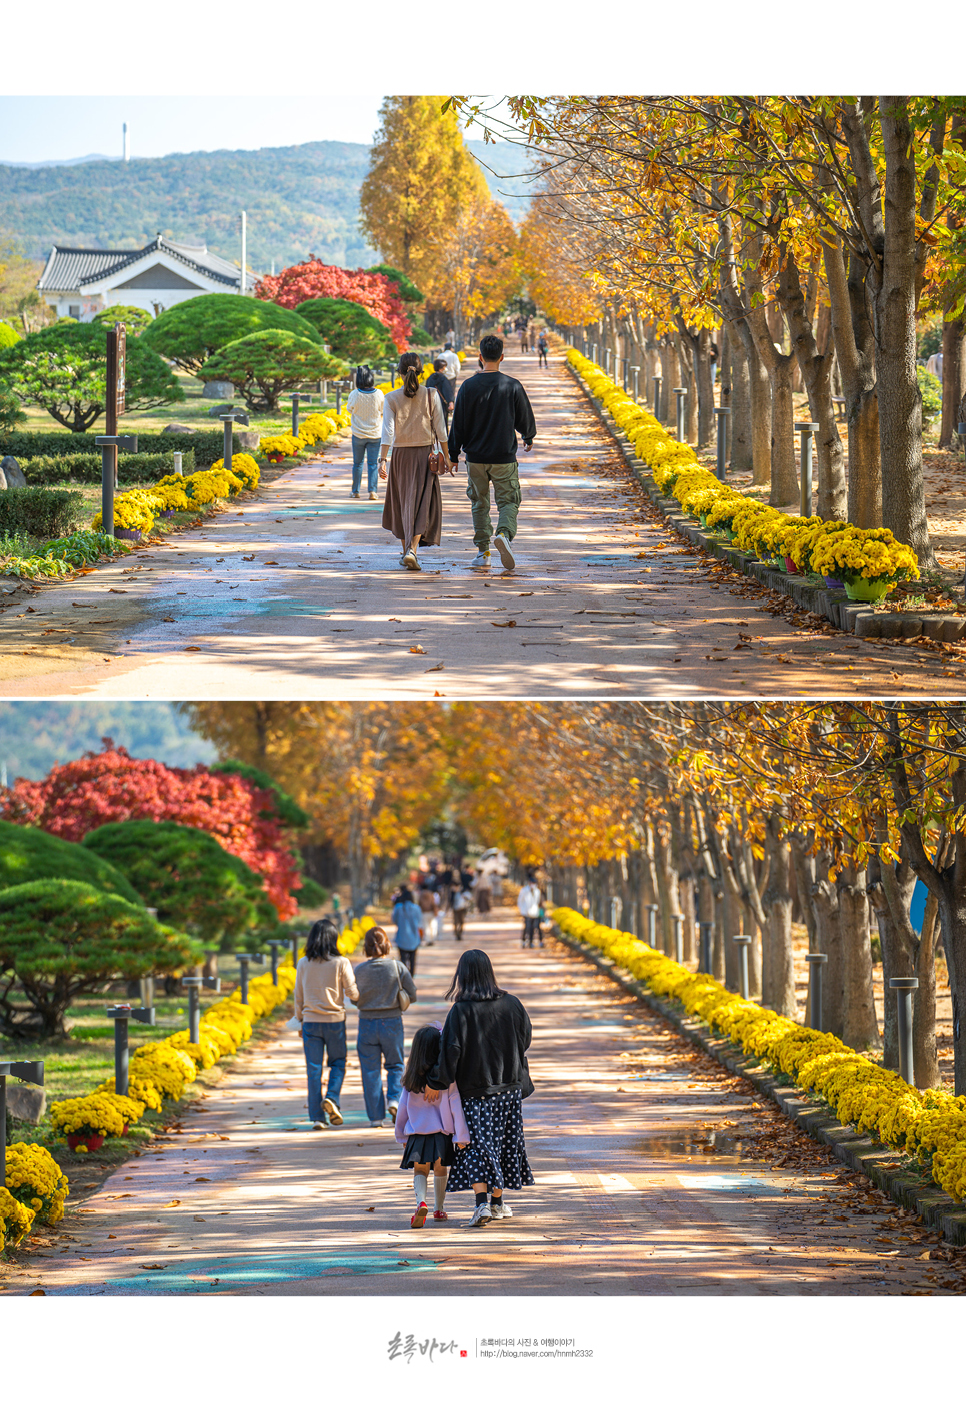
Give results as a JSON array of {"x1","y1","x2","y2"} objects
[{"x1": 322, "y1": 1098, "x2": 343, "y2": 1126}]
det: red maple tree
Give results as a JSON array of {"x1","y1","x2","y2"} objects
[
  {"x1": 255, "y1": 261, "x2": 411, "y2": 350},
  {"x1": 1, "y1": 745, "x2": 300, "y2": 920}
]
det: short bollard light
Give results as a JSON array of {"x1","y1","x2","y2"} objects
[
  {"x1": 0, "y1": 1060, "x2": 44, "y2": 1188},
  {"x1": 106, "y1": 1004, "x2": 156, "y2": 1098},
  {"x1": 672, "y1": 913, "x2": 684, "y2": 964},
  {"x1": 610, "y1": 896, "x2": 622, "y2": 930},
  {"x1": 890, "y1": 976, "x2": 919, "y2": 1086},
  {"x1": 653, "y1": 375, "x2": 662, "y2": 419},
  {"x1": 604, "y1": 347, "x2": 612, "y2": 377},
  {"x1": 622, "y1": 358, "x2": 629, "y2": 393},
  {"x1": 592, "y1": 343, "x2": 599, "y2": 365},
  {"x1": 139, "y1": 974, "x2": 154, "y2": 1010},
  {"x1": 673, "y1": 388, "x2": 687, "y2": 443},
  {"x1": 218, "y1": 410, "x2": 250, "y2": 479},
  {"x1": 173, "y1": 451, "x2": 183, "y2": 477},
  {"x1": 289, "y1": 392, "x2": 312, "y2": 439},
  {"x1": 795, "y1": 421, "x2": 819, "y2": 519},
  {"x1": 235, "y1": 952, "x2": 265, "y2": 1005},
  {"x1": 632, "y1": 365, "x2": 640, "y2": 402},
  {"x1": 94, "y1": 434, "x2": 138, "y2": 539},
  {"x1": 645, "y1": 903, "x2": 659, "y2": 948},
  {"x1": 182, "y1": 972, "x2": 221, "y2": 1043},
  {"x1": 734, "y1": 935, "x2": 751, "y2": 1001},
  {"x1": 266, "y1": 939, "x2": 287, "y2": 986},
  {"x1": 714, "y1": 407, "x2": 731, "y2": 480},
  {"x1": 805, "y1": 952, "x2": 828, "y2": 1032},
  {"x1": 698, "y1": 921, "x2": 713, "y2": 975}
]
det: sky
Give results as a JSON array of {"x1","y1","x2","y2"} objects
[{"x1": 0, "y1": 96, "x2": 386, "y2": 165}]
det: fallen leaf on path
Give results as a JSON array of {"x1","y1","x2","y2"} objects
[
  {"x1": 194, "y1": 1177, "x2": 212, "y2": 1183},
  {"x1": 109, "y1": 1193, "x2": 133, "y2": 1199},
  {"x1": 263, "y1": 560, "x2": 279, "y2": 565},
  {"x1": 367, "y1": 1206, "x2": 376, "y2": 1212},
  {"x1": 141, "y1": 1264, "x2": 166, "y2": 1271},
  {"x1": 388, "y1": 617, "x2": 401, "y2": 622},
  {"x1": 165, "y1": 1199, "x2": 181, "y2": 1206},
  {"x1": 491, "y1": 620, "x2": 517, "y2": 628},
  {"x1": 29, "y1": 1289, "x2": 46, "y2": 1295},
  {"x1": 108, "y1": 588, "x2": 128, "y2": 594},
  {"x1": 433, "y1": 691, "x2": 445, "y2": 697},
  {"x1": 184, "y1": 646, "x2": 201, "y2": 652},
  {"x1": 425, "y1": 663, "x2": 444, "y2": 672},
  {"x1": 71, "y1": 602, "x2": 96, "y2": 609},
  {"x1": 409, "y1": 645, "x2": 426, "y2": 654},
  {"x1": 162, "y1": 617, "x2": 175, "y2": 623},
  {"x1": 193, "y1": 1216, "x2": 206, "y2": 1222}
]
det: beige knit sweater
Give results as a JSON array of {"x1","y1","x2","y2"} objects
[
  {"x1": 294, "y1": 955, "x2": 359, "y2": 1023},
  {"x1": 380, "y1": 384, "x2": 448, "y2": 450}
]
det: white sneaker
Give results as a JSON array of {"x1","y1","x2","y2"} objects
[
  {"x1": 472, "y1": 550, "x2": 491, "y2": 568},
  {"x1": 368, "y1": 491, "x2": 377, "y2": 500},
  {"x1": 489, "y1": 1198, "x2": 512, "y2": 1220},
  {"x1": 467, "y1": 1201, "x2": 492, "y2": 1228},
  {"x1": 493, "y1": 533, "x2": 515, "y2": 570},
  {"x1": 402, "y1": 548, "x2": 420, "y2": 571},
  {"x1": 311, "y1": 1121, "x2": 326, "y2": 1131},
  {"x1": 351, "y1": 492, "x2": 360, "y2": 499}
]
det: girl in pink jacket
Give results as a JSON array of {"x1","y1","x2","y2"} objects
[{"x1": 396, "y1": 1024, "x2": 470, "y2": 1228}]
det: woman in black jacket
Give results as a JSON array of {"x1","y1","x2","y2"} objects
[{"x1": 424, "y1": 948, "x2": 534, "y2": 1228}]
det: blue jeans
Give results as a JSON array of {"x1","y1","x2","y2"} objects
[
  {"x1": 302, "y1": 1021, "x2": 347, "y2": 1121},
  {"x1": 357, "y1": 1016, "x2": 405, "y2": 1122},
  {"x1": 352, "y1": 436, "x2": 380, "y2": 494}
]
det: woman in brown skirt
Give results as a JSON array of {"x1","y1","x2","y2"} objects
[{"x1": 378, "y1": 352, "x2": 454, "y2": 571}]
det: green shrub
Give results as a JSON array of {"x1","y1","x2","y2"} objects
[
  {"x1": 0, "y1": 430, "x2": 225, "y2": 469},
  {"x1": 21, "y1": 450, "x2": 196, "y2": 486},
  {"x1": 295, "y1": 878, "x2": 328, "y2": 909},
  {"x1": 210, "y1": 760, "x2": 309, "y2": 828},
  {"x1": 82, "y1": 820, "x2": 266, "y2": 947},
  {"x1": 91, "y1": 305, "x2": 153, "y2": 336},
  {"x1": 201, "y1": 330, "x2": 346, "y2": 412},
  {"x1": 0, "y1": 487, "x2": 84, "y2": 539},
  {"x1": 918, "y1": 364, "x2": 942, "y2": 422},
  {"x1": 294, "y1": 297, "x2": 395, "y2": 363},
  {"x1": 0, "y1": 878, "x2": 196, "y2": 1038},
  {"x1": 142, "y1": 293, "x2": 323, "y2": 373},
  {"x1": 0, "y1": 819, "x2": 143, "y2": 903}
]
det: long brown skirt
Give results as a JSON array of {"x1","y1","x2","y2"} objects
[{"x1": 382, "y1": 445, "x2": 442, "y2": 548}]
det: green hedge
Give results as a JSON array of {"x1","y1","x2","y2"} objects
[
  {"x1": 0, "y1": 488, "x2": 85, "y2": 539},
  {"x1": 21, "y1": 451, "x2": 196, "y2": 485},
  {"x1": 0, "y1": 430, "x2": 225, "y2": 468}
]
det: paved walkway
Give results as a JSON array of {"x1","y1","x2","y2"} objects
[
  {"x1": 22, "y1": 910, "x2": 959, "y2": 1297},
  {"x1": 1, "y1": 351, "x2": 959, "y2": 698}
]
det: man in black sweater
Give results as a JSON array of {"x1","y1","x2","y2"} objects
[{"x1": 447, "y1": 333, "x2": 537, "y2": 570}]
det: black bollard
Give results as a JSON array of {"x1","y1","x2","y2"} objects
[
  {"x1": 182, "y1": 977, "x2": 202, "y2": 1044},
  {"x1": 890, "y1": 977, "x2": 919, "y2": 1085},
  {"x1": 219, "y1": 410, "x2": 249, "y2": 478},
  {"x1": 236, "y1": 952, "x2": 265, "y2": 1006},
  {"x1": 266, "y1": 940, "x2": 287, "y2": 987},
  {"x1": 105, "y1": 1004, "x2": 155, "y2": 1097},
  {"x1": 673, "y1": 388, "x2": 687, "y2": 443},
  {"x1": 714, "y1": 407, "x2": 731, "y2": 480},
  {"x1": 645, "y1": 904, "x2": 659, "y2": 948},
  {"x1": 94, "y1": 434, "x2": 137, "y2": 539},
  {"x1": 795, "y1": 422, "x2": 819, "y2": 518},
  {"x1": 698, "y1": 922, "x2": 713, "y2": 975},
  {"x1": 734, "y1": 935, "x2": 751, "y2": 1000},
  {"x1": 0, "y1": 1060, "x2": 44, "y2": 1188},
  {"x1": 289, "y1": 392, "x2": 312, "y2": 439},
  {"x1": 652, "y1": 375, "x2": 662, "y2": 419},
  {"x1": 805, "y1": 952, "x2": 828, "y2": 1032},
  {"x1": 672, "y1": 913, "x2": 684, "y2": 964},
  {"x1": 632, "y1": 365, "x2": 640, "y2": 403}
]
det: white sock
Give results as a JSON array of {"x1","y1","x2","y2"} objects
[
  {"x1": 434, "y1": 1171, "x2": 448, "y2": 1211},
  {"x1": 413, "y1": 1172, "x2": 428, "y2": 1205}
]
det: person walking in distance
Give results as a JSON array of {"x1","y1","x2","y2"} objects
[
  {"x1": 448, "y1": 334, "x2": 536, "y2": 572},
  {"x1": 520, "y1": 323, "x2": 529, "y2": 354},
  {"x1": 518, "y1": 872, "x2": 543, "y2": 948},
  {"x1": 392, "y1": 884, "x2": 424, "y2": 975},
  {"x1": 294, "y1": 918, "x2": 359, "y2": 1129},
  {"x1": 379, "y1": 352, "x2": 454, "y2": 571},
  {"x1": 395, "y1": 1024, "x2": 470, "y2": 1227},
  {"x1": 423, "y1": 950, "x2": 535, "y2": 1228},
  {"x1": 426, "y1": 357, "x2": 456, "y2": 429},
  {"x1": 440, "y1": 342, "x2": 461, "y2": 400},
  {"x1": 417, "y1": 880, "x2": 440, "y2": 947},
  {"x1": 353, "y1": 925, "x2": 416, "y2": 1127},
  {"x1": 346, "y1": 365, "x2": 384, "y2": 500},
  {"x1": 451, "y1": 882, "x2": 469, "y2": 941},
  {"x1": 536, "y1": 330, "x2": 549, "y2": 369}
]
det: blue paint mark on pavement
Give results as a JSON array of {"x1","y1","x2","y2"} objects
[{"x1": 45, "y1": 1251, "x2": 435, "y2": 1294}]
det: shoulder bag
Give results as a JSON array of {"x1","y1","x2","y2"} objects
[
  {"x1": 395, "y1": 960, "x2": 412, "y2": 1012},
  {"x1": 426, "y1": 386, "x2": 452, "y2": 476}
]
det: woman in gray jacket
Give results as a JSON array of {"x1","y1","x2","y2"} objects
[{"x1": 354, "y1": 925, "x2": 417, "y2": 1127}]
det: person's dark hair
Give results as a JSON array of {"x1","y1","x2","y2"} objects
[
  {"x1": 433, "y1": 357, "x2": 446, "y2": 373},
  {"x1": 305, "y1": 918, "x2": 341, "y2": 961},
  {"x1": 395, "y1": 886, "x2": 414, "y2": 905},
  {"x1": 364, "y1": 925, "x2": 392, "y2": 958},
  {"x1": 479, "y1": 334, "x2": 503, "y2": 363},
  {"x1": 398, "y1": 351, "x2": 423, "y2": 398},
  {"x1": 402, "y1": 1024, "x2": 442, "y2": 1094},
  {"x1": 444, "y1": 342, "x2": 453, "y2": 350},
  {"x1": 446, "y1": 948, "x2": 504, "y2": 1002},
  {"x1": 355, "y1": 364, "x2": 375, "y2": 390}
]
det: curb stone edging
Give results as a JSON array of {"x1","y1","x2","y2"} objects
[
  {"x1": 552, "y1": 924, "x2": 966, "y2": 1246},
  {"x1": 565, "y1": 363, "x2": 966, "y2": 643}
]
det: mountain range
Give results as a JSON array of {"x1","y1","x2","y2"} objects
[{"x1": 0, "y1": 139, "x2": 535, "y2": 273}]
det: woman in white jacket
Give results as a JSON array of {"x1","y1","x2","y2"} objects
[{"x1": 517, "y1": 875, "x2": 542, "y2": 948}]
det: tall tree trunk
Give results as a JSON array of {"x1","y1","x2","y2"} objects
[
  {"x1": 837, "y1": 861, "x2": 880, "y2": 1051},
  {"x1": 940, "y1": 315, "x2": 966, "y2": 450},
  {"x1": 728, "y1": 329, "x2": 753, "y2": 472},
  {"x1": 762, "y1": 824, "x2": 796, "y2": 1017},
  {"x1": 914, "y1": 894, "x2": 942, "y2": 1089},
  {"x1": 811, "y1": 867, "x2": 845, "y2": 1040}
]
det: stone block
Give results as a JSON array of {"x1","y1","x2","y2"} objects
[
  {"x1": 854, "y1": 613, "x2": 882, "y2": 639},
  {"x1": 202, "y1": 380, "x2": 234, "y2": 400},
  {"x1": 208, "y1": 404, "x2": 234, "y2": 418},
  {"x1": 899, "y1": 615, "x2": 923, "y2": 638},
  {"x1": 6, "y1": 1082, "x2": 45, "y2": 1123},
  {"x1": 920, "y1": 615, "x2": 947, "y2": 640},
  {"x1": 0, "y1": 456, "x2": 26, "y2": 489},
  {"x1": 161, "y1": 423, "x2": 197, "y2": 435},
  {"x1": 234, "y1": 431, "x2": 260, "y2": 452},
  {"x1": 942, "y1": 615, "x2": 965, "y2": 642}
]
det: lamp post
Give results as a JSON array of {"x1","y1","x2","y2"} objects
[
  {"x1": 0, "y1": 1061, "x2": 44, "y2": 1187},
  {"x1": 652, "y1": 375, "x2": 662, "y2": 420},
  {"x1": 698, "y1": 922, "x2": 714, "y2": 975},
  {"x1": 218, "y1": 410, "x2": 250, "y2": 479},
  {"x1": 266, "y1": 940, "x2": 287, "y2": 987},
  {"x1": 622, "y1": 358, "x2": 629, "y2": 393},
  {"x1": 235, "y1": 952, "x2": 265, "y2": 1005},
  {"x1": 795, "y1": 421, "x2": 819, "y2": 518},
  {"x1": 289, "y1": 393, "x2": 312, "y2": 439},
  {"x1": 645, "y1": 903, "x2": 659, "y2": 948},
  {"x1": 105, "y1": 1004, "x2": 156, "y2": 1097},
  {"x1": 94, "y1": 434, "x2": 137, "y2": 539},
  {"x1": 714, "y1": 407, "x2": 731, "y2": 481},
  {"x1": 734, "y1": 935, "x2": 751, "y2": 1000},
  {"x1": 183, "y1": 972, "x2": 221, "y2": 1043},
  {"x1": 805, "y1": 952, "x2": 828, "y2": 1032},
  {"x1": 673, "y1": 388, "x2": 687, "y2": 443},
  {"x1": 890, "y1": 977, "x2": 919, "y2": 1085}
]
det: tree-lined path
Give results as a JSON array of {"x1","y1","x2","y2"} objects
[
  {"x1": 1, "y1": 351, "x2": 960, "y2": 700},
  {"x1": 22, "y1": 910, "x2": 961, "y2": 1298}
]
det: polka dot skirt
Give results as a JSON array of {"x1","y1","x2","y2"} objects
[{"x1": 447, "y1": 1088, "x2": 535, "y2": 1193}]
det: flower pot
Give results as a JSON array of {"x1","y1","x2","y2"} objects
[
  {"x1": 67, "y1": 1132, "x2": 105, "y2": 1152},
  {"x1": 784, "y1": 556, "x2": 801, "y2": 575},
  {"x1": 114, "y1": 527, "x2": 142, "y2": 543},
  {"x1": 823, "y1": 575, "x2": 846, "y2": 590},
  {"x1": 699, "y1": 513, "x2": 709, "y2": 528},
  {"x1": 775, "y1": 558, "x2": 787, "y2": 573},
  {"x1": 845, "y1": 577, "x2": 893, "y2": 604},
  {"x1": 159, "y1": 509, "x2": 175, "y2": 519},
  {"x1": 121, "y1": 1123, "x2": 129, "y2": 1136},
  {"x1": 722, "y1": 526, "x2": 735, "y2": 543}
]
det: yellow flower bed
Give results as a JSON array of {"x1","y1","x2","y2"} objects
[
  {"x1": 209, "y1": 454, "x2": 260, "y2": 491},
  {"x1": 553, "y1": 908, "x2": 966, "y2": 1203},
  {"x1": 50, "y1": 1092, "x2": 130, "y2": 1138},
  {"x1": 338, "y1": 914, "x2": 375, "y2": 956},
  {"x1": 92, "y1": 487, "x2": 165, "y2": 534},
  {"x1": 261, "y1": 433, "x2": 305, "y2": 460},
  {"x1": 3, "y1": 1142, "x2": 69, "y2": 1228},
  {"x1": 0, "y1": 1184, "x2": 35, "y2": 1250}
]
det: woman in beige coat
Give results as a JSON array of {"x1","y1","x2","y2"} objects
[
  {"x1": 294, "y1": 918, "x2": 359, "y2": 1128},
  {"x1": 379, "y1": 352, "x2": 454, "y2": 571}
]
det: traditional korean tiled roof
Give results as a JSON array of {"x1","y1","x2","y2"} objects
[{"x1": 37, "y1": 236, "x2": 256, "y2": 293}]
